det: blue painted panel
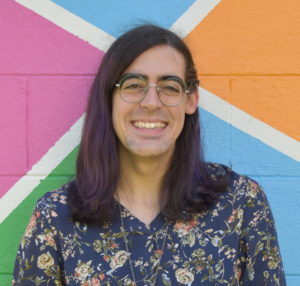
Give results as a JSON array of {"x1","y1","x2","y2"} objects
[
  {"x1": 201, "y1": 109, "x2": 300, "y2": 276},
  {"x1": 51, "y1": 0, "x2": 196, "y2": 37},
  {"x1": 200, "y1": 108, "x2": 300, "y2": 176},
  {"x1": 286, "y1": 276, "x2": 300, "y2": 286},
  {"x1": 252, "y1": 177, "x2": 300, "y2": 275}
]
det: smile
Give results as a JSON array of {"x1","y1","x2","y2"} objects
[{"x1": 132, "y1": 121, "x2": 167, "y2": 129}]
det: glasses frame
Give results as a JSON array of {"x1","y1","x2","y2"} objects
[{"x1": 115, "y1": 73, "x2": 192, "y2": 107}]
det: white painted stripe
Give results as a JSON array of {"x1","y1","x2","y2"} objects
[
  {"x1": 15, "y1": 0, "x2": 219, "y2": 50},
  {"x1": 15, "y1": 0, "x2": 115, "y2": 52},
  {"x1": 0, "y1": 115, "x2": 84, "y2": 224},
  {"x1": 171, "y1": 0, "x2": 221, "y2": 37},
  {"x1": 199, "y1": 87, "x2": 300, "y2": 162}
]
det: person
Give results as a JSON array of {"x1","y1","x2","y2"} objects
[{"x1": 13, "y1": 25, "x2": 286, "y2": 285}]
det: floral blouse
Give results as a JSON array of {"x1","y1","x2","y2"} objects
[{"x1": 13, "y1": 164, "x2": 286, "y2": 285}]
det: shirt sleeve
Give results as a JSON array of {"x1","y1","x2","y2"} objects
[
  {"x1": 239, "y1": 181, "x2": 286, "y2": 286},
  {"x1": 12, "y1": 204, "x2": 64, "y2": 285}
]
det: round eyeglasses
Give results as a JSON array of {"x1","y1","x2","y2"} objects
[{"x1": 115, "y1": 73, "x2": 191, "y2": 107}]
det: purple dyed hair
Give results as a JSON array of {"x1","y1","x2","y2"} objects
[{"x1": 69, "y1": 25, "x2": 229, "y2": 225}]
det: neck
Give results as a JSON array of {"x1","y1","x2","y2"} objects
[{"x1": 116, "y1": 146, "x2": 173, "y2": 225}]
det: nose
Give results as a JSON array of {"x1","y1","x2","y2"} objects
[{"x1": 140, "y1": 84, "x2": 163, "y2": 109}]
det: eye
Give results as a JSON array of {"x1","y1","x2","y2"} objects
[
  {"x1": 121, "y1": 78, "x2": 146, "y2": 91},
  {"x1": 164, "y1": 85, "x2": 180, "y2": 92},
  {"x1": 124, "y1": 83, "x2": 143, "y2": 89},
  {"x1": 160, "y1": 81, "x2": 182, "y2": 94}
]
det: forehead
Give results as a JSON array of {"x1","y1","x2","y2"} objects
[{"x1": 123, "y1": 45, "x2": 186, "y2": 79}]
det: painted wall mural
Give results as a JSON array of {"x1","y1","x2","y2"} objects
[{"x1": 0, "y1": 0, "x2": 299, "y2": 284}]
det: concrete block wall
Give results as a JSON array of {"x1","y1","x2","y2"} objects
[{"x1": 0, "y1": 0, "x2": 299, "y2": 285}]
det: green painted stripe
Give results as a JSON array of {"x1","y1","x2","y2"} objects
[
  {"x1": 0, "y1": 274, "x2": 14, "y2": 286},
  {"x1": 0, "y1": 147, "x2": 78, "y2": 278}
]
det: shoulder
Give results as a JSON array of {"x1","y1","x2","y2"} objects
[
  {"x1": 205, "y1": 162, "x2": 267, "y2": 203},
  {"x1": 34, "y1": 183, "x2": 71, "y2": 220},
  {"x1": 205, "y1": 162, "x2": 232, "y2": 180},
  {"x1": 203, "y1": 163, "x2": 275, "y2": 230}
]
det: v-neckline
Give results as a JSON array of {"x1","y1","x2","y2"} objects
[{"x1": 116, "y1": 201, "x2": 166, "y2": 233}]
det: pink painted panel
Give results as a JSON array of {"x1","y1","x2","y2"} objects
[
  {"x1": 0, "y1": 77, "x2": 27, "y2": 175},
  {"x1": 28, "y1": 76, "x2": 93, "y2": 168},
  {"x1": 0, "y1": 0, "x2": 103, "y2": 74},
  {"x1": 0, "y1": 177, "x2": 23, "y2": 198},
  {"x1": 0, "y1": 0, "x2": 105, "y2": 198}
]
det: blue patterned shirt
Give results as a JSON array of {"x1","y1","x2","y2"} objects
[{"x1": 13, "y1": 164, "x2": 286, "y2": 285}]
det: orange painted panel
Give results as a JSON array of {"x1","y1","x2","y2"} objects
[
  {"x1": 199, "y1": 77, "x2": 300, "y2": 141},
  {"x1": 199, "y1": 77, "x2": 230, "y2": 101},
  {"x1": 185, "y1": 0, "x2": 300, "y2": 141},
  {"x1": 230, "y1": 77, "x2": 300, "y2": 141},
  {"x1": 186, "y1": 0, "x2": 300, "y2": 75}
]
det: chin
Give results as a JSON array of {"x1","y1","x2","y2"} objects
[
  {"x1": 138, "y1": 151, "x2": 167, "y2": 158},
  {"x1": 131, "y1": 146, "x2": 173, "y2": 158},
  {"x1": 121, "y1": 139, "x2": 175, "y2": 158}
]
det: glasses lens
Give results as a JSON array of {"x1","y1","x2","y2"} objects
[
  {"x1": 158, "y1": 79, "x2": 185, "y2": 106},
  {"x1": 119, "y1": 77, "x2": 146, "y2": 102}
]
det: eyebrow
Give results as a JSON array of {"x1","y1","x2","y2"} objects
[{"x1": 121, "y1": 73, "x2": 185, "y2": 83}]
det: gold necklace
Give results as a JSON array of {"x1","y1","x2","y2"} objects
[{"x1": 119, "y1": 204, "x2": 169, "y2": 286}]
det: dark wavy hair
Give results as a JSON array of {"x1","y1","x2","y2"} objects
[{"x1": 69, "y1": 24, "x2": 229, "y2": 225}]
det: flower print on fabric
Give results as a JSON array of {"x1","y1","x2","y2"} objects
[
  {"x1": 13, "y1": 164, "x2": 286, "y2": 285},
  {"x1": 110, "y1": 250, "x2": 129, "y2": 270},
  {"x1": 175, "y1": 268, "x2": 195, "y2": 285}
]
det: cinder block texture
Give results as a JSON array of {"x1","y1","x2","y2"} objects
[
  {"x1": 0, "y1": 0, "x2": 103, "y2": 201},
  {"x1": 186, "y1": 0, "x2": 300, "y2": 74},
  {"x1": 200, "y1": 77, "x2": 230, "y2": 101},
  {"x1": 257, "y1": 177, "x2": 300, "y2": 274},
  {"x1": 1, "y1": 0, "x2": 299, "y2": 284},
  {"x1": 200, "y1": 76, "x2": 300, "y2": 141},
  {"x1": 28, "y1": 76, "x2": 92, "y2": 168},
  {"x1": 0, "y1": 78, "x2": 27, "y2": 175},
  {"x1": 201, "y1": 109, "x2": 300, "y2": 177},
  {"x1": 0, "y1": 176, "x2": 23, "y2": 199},
  {"x1": 230, "y1": 77, "x2": 300, "y2": 141},
  {"x1": 0, "y1": 0, "x2": 102, "y2": 74}
]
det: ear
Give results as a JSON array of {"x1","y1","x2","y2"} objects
[{"x1": 185, "y1": 88, "x2": 199, "y2": 114}]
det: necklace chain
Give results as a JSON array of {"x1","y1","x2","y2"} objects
[{"x1": 119, "y1": 204, "x2": 169, "y2": 286}]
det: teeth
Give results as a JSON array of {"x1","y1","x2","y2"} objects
[{"x1": 133, "y1": 121, "x2": 166, "y2": 129}]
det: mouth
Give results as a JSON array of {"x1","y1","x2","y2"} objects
[{"x1": 131, "y1": 120, "x2": 167, "y2": 129}]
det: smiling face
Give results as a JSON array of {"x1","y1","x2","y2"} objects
[{"x1": 112, "y1": 45, "x2": 198, "y2": 160}]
